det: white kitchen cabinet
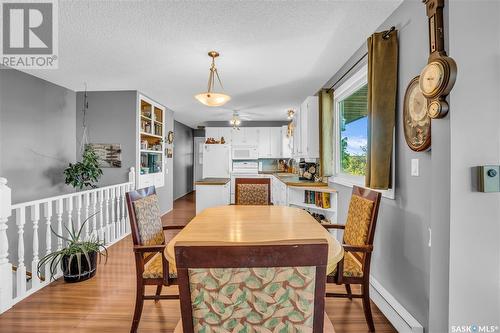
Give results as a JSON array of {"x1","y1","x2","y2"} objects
[
  {"x1": 231, "y1": 128, "x2": 246, "y2": 145},
  {"x1": 205, "y1": 127, "x2": 232, "y2": 144},
  {"x1": 196, "y1": 182, "x2": 230, "y2": 214},
  {"x1": 270, "y1": 127, "x2": 282, "y2": 158},
  {"x1": 245, "y1": 128, "x2": 259, "y2": 144},
  {"x1": 293, "y1": 96, "x2": 319, "y2": 159},
  {"x1": 257, "y1": 127, "x2": 271, "y2": 158}
]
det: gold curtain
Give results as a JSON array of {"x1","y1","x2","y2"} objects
[
  {"x1": 365, "y1": 31, "x2": 398, "y2": 189},
  {"x1": 318, "y1": 89, "x2": 334, "y2": 177}
]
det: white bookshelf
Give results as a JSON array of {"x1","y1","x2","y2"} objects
[{"x1": 137, "y1": 94, "x2": 165, "y2": 189}]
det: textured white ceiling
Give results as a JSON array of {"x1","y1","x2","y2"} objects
[{"x1": 25, "y1": 0, "x2": 402, "y2": 128}]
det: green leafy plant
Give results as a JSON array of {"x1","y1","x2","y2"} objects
[
  {"x1": 64, "y1": 145, "x2": 103, "y2": 189},
  {"x1": 37, "y1": 214, "x2": 107, "y2": 281}
]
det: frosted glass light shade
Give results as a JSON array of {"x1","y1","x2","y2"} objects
[{"x1": 194, "y1": 92, "x2": 231, "y2": 107}]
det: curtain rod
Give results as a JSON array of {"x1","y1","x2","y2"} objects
[{"x1": 326, "y1": 26, "x2": 396, "y2": 91}]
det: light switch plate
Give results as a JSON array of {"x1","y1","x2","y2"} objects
[
  {"x1": 477, "y1": 165, "x2": 500, "y2": 192},
  {"x1": 411, "y1": 159, "x2": 419, "y2": 177}
]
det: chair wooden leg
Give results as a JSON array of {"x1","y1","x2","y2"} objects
[
  {"x1": 345, "y1": 284, "x2": 353, "y2": 300},
  {"x1": 362, "y1": 281, "x2": 375, "y2": 332},
  {"x1": 155, "y1": 285, "x2": 163, "y2": 303},
  {"x1": 131, "y1": 284, "x2": 145, "y2": 333}
]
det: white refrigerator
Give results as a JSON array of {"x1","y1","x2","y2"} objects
[{"x1": 202, "y1": 144, "x2": 232, "y2": 178}]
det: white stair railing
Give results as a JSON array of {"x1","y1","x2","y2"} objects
[{"x1": 0, "y1": 167, "x2": 135, "y2": 314}]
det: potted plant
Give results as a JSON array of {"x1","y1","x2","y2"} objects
[
  {"x1": 38, "y1": 215, "x2": 107, "y2": 283},
  {"x1": 64, "y1": 145, "x2": 103, "y2": 190}
]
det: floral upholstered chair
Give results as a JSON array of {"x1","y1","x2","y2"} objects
[
  {"x1": 322, "y1": 186, "x2": 381, "y2": 332},
  {"x1": 126, "y1": 186, "x2": 185, "y2": 333},
  {"x1": 235, "y1": 178, "x2": 271, "y2": 205},
  {"x1": 173, "y1": 239, "x2": 335, "y2": 333}
]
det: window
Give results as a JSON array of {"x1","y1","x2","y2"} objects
[
  {"x1": 333, "y1": 65, "x2": 368, "y2": 186},
  {"x1": 331, "y1": 64, "x2": 395, "y2": 199}
]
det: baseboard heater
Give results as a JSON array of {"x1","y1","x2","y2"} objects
[{"x1": 370, "y1": 276, "x2": 424, "y2": 333}]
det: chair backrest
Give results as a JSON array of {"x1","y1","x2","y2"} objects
[
  {"x1": 235, "y1": 178, "x2": 271, "y2": 205},
  {"x1": 343, "y1": 186, "x2": 381, "y2": 262},
  {"x1": 175, "y1": 239, "x2": 329, "y2": 333},
  {"x1": 126, "y1": 186, "x2": 165, "y2": 247}
]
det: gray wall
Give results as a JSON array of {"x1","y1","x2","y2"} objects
[
  {"x1": 0, "y1": 68, "x2": 76, "y2": 203},
  {"x1": 173, "y1": 120, "x2": 194, "y2": 200},
  {"x1": 75, "y1": 90, "x2": 174, "y2": 214},
  {"x1": 448, "y1": 0, "x2": 500, "y2": 328},
  {"x1": 325, "y1": 1, "x2": 434, "y2": 329},
  {"x1": 75, "y1": 91, "x2": 136, "y2": 186}
]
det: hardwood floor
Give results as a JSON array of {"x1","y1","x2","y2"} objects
[{"x1": 0, "y1": 191, "x2": 395, "y2": 332}]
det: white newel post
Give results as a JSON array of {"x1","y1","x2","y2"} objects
[
  {"x1": 129, "y1": 167, "x2": 136, "y2": 191},
  {"x1": 0, "y1": 178, "x2": 12, "y2": 313}
]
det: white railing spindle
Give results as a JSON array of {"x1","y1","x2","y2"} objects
[
  {"x1": 104, "y1": 189, "x2": 110, "y2": 244},
  {"x1": 83, "y1": 192, "x2": 90, "y2": 239},
  {"x1": 15, "y1": 208, "x2": 26, "y2": 298},
  {"x1": 110, "y1": 188, "x2": 116, "y2": 242},
  {"x1": 91, "y1": 191, "x2": 98, "y2": 238},
  {"x1": 75, "y1": 195, "x2": 82, "y2": 232},
  {"x1": 65, "y1": 197, "x2": 73, "y2": 239},
  {"x1": 120, "y1": 186, "x2": 126, "y2": 236},
  {"x1": 43, "y1": 201, "x2": 52, "y2": 280},
  {"x1": 0, "y1": 178, "x2": 12, "y2": 313},
  {"x1": 30, "y1": 205, "x2": 41, "y2": 288},
  {"x1": 98, "y1": 190, "x2": 104, "y2": 242},
  {"x1": 55, "y1": 199, "x2": 63, "y2": 251}
]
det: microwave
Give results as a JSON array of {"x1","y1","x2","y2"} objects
[{"x1": 232, "y1": 146, "x2": 258, "y2": 160}]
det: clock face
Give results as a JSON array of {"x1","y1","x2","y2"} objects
[
  {"x1": 428, "y1": 101, "x2": 441, "y2": 118},
  {"x1": 420, "y1": 62, "x2": 444, "y2": 97},
  {"x1": 404, "y1": 76, "x2": 431, "y2": 151},
  {"x1": 408, "y1": 84, "x2": 428, "y2": 122}
]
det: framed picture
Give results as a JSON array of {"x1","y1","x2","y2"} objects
[
  {"x1": 87, "y1": 143, "x2": 122, "y2": 168},
  {"x1": 166, "y1": 148, "x2": 173, "y2": 158}
]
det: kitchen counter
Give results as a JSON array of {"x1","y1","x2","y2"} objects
[
  {"x1": 195, "y1": 178, "x2": 230, "y2": 185},
  {"x1": 260, "y1": 172, "x2": 328, "y2": 187}
]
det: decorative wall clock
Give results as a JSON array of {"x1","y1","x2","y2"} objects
[
  {"x1": 404, "y1": 76, "x2": 431, "y2": 151},
  {"x1": 167, "y1": 130, "x2": 174, "y2": 144},
  {"x1": 420, "y1": 0, "x2": 457, "y2": 119}
]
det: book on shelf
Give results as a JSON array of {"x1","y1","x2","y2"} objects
[{"x1": 304, "y1": 190, "x2": 331, "y2": 209}]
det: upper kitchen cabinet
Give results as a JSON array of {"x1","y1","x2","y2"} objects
[
  {"x1": 257, "y1": 127, "x2": 282, "y2": 158},
  {"x1": 293, "y1": 96, "x2": 319, "y2": 159}
]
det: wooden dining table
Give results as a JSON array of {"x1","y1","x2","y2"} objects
[{"x1": 165, "y1": 205, "x2": 344, "y2": 274}]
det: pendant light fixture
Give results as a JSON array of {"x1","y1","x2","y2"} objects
[{"x1": 194, "y1": 51, "x2": 231, "y2": 107}]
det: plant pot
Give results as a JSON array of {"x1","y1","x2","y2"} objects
[{"x1": 61, "y1": 251, "x2": 98, "y2": 283}]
